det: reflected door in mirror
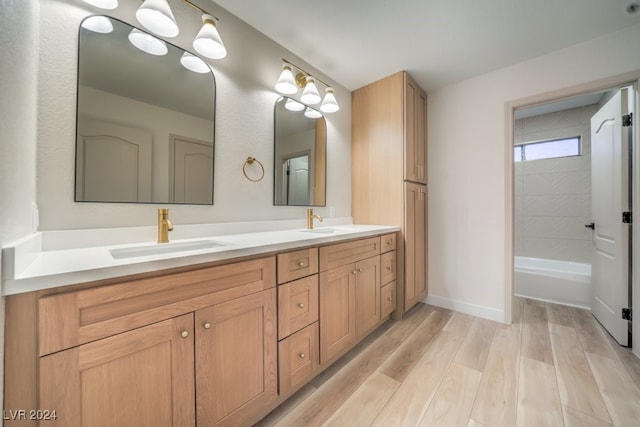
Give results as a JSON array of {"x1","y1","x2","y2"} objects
[{"x1": 170, "y1": 135, "x2": 213, "y2": 204}]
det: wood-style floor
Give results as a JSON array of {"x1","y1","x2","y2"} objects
[{"x1": 256, "y1": 297, "x2": 640, "y2": 427}]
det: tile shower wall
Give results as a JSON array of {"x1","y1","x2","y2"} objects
[{"x1": 514, "y1": 104, "x2": 598, "y2": 263}]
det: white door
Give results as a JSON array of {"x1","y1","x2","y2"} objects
[
  {"x1": 76, "y1": 117, "x2": 152, "y2": 202},
  {"x1": 288, "y1": 155, "x2": 310, "y2": 205},
  {"x1": 169, "y1": 135, "x2": 213, "y2": 204},
  {"x1": 590, "y1": 88, "x2": 630, "y2": 346}
]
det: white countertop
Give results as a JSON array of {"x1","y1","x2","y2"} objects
[{"x1": 1, "y1": 224, "x2": 399, "y2": 296}]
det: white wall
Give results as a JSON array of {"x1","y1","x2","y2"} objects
[
  {"x1": 0, "y1": 0, "x2": 40, "y2": 419},
  {"x1": 36, "y1": 0, "x2": 351, "y2": 230},
  {"x1": 427, "y1": 23, "x2": 640, "y2": 322},
  {"x1": 514, "y1": 105, "x2": 597, "y2": 263}
]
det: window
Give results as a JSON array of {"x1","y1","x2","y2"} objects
[{"x1": 514, "y1": 136, "x2": 580, "y2": 162}]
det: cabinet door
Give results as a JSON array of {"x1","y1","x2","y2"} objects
[
  {"x1": 39, "y1": 314, "x2": 195, "y2": 427},
  {"x1": 278, "y1": 322, "x2": 319, "y2": 396},
  {"x1": 195, "y1": 289, "x2": 277, "y2": 427},
  {"x1": 354, "y1": 256, "x2": 381, "y2": 338},
  {"x1": 319, "y1": 264, "x2": 356, "y2": 364},
  {"x1": 404, "y1": 74, "x2": 427, "y2": 184},
  {"x1": 404, "y1": 182, "x2": 427, "y2": 311},
  {"x1": 382, "y1": 281, "x2": 397, "y2": 318}
]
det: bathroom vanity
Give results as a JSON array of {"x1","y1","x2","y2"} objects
[{"x1": 3, "y1": 226, "x2": 398, "y2": 426}]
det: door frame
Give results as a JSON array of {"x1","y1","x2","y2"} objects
[{"x1": 504, "y1": 71, "x2": 640, "y2": 357}]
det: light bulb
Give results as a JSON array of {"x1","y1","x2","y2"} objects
[
  {"x1": 300, "y1": 76, "x2": 321, "y2": 105},
  {"x1": 320, "y1": 87, "x2": 340, "y2": 113},
  {"x1": 136, "y1": 0, "x2": 179, "y2": 38},
  {"x1": 128, "y1": 29, "x2": 168, "y2": 56},
  {"x1": 275, "y1": 65, "x2": 298, "y2": 95},
  {"x1": 193, "y1": 14, "x2": 227, "y2": 59},
  {"x1": 180, "y1": 52, "x2": 210, "y2": 73},
  {"x1": 285, "y1": 98, "x2": 305, "y2": 112}
]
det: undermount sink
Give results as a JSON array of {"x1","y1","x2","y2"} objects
[
  {"x1": 110, "y1": 239, "x2": 225, "y2": 259},
  {"x1": 299, "y1": 228, "x2": 337, "y2": 234}
]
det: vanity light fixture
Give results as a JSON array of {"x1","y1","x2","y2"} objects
[
  {"x1": 180, "y1": 51, "x2": 211, "y2": 73},
  {"x1": 136, "y1": 0, "x2": 179, "y2": 37},
  {"x1": 192, "y1": 14, "x2": 227, "y2": 59},
  {"x1": 82, "y1": 0, "x2": 118, "y2": 10},
  {"x1": 128, "y1": 28, "x2": 168, "y2": 56},
  {"x1": 81, "y1": 15, "x2": 114, "y2": 33},
  {"x1": 275, "y1": 59, "x2": 340, "y2": 113}
]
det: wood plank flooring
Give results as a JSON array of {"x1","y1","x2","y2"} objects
[{"x1": 255, "y1": 298, "x2": 640, "y2": 426}]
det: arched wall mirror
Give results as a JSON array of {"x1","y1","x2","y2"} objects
[
  {"x1": 273, "y1": 97, "x2": 327, "y2": 206},
  {"x1": 75, "y1": 16, "x2": 216, "y2": 204}
]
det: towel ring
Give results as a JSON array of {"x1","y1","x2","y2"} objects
[{"x1": 242, "y1": 156, "x2": 265, "y2": 182}]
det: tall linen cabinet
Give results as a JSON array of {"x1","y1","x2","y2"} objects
[{"x1": 351, "y1": 71, "x2": 428, "y2": 314}]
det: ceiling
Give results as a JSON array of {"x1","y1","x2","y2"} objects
[{"x1": 211, "y1": 0, "x2": 640, "y2": 92}]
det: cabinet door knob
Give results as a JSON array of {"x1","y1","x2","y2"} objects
[
  {"x1": 352, "y1": 270, "x2": 358, "y2": 275},
  {"x1": 386, "y1": 266, "x2": 393, "y2": 271},
  {"x1": 181, "y1": 330, "x2": 189, "y2": 338},
  {"x1": 297, "y1": 261, "x2": 306, "y2": 267},
  {"x1": 298, "y1": 353, "x2": 306, "y2": 359},
  {"x1": 358, "y1": 268, "x2": 363, "y2": 272},
  {"x1": 298, "y1": 303, "x2": 305, "y2": 308},
  {"x1": 387, "y1": 297, "x2": 393, "y2": 301},
  {"x1": 203, "y1": 322, "x2": 212, "y2": 330},
  {"x1": 386, "y1": 240, "x2": 392, "y2": 245}
]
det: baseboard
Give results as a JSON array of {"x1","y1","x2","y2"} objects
[{"x1": 422, "y1": 294, "x2": 505, "y2": 323}]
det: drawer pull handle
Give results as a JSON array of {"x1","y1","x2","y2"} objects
[
  {"x1": 297, "y1": 261, "x2": 306, "y2": 267},
  {"x1": 358, "y1": 268, "x2": 363, "y2": 272},
  {"x1": 203, "y1": 322, "x2": 212, "y2": 330},
  {"x1": 387, "y1": 266, "x2": 393, "y2": 271},
  {"x1": 181, "y1": 330, "x2": 189, "y2": 338},
  {"x1": 387, "y1": 297, "x2": 393, "y2": 301},
  {"x1": 298, "y1": 303, "x2": 305, "y2": 308},
  {"x1": 386, "y1": 240, "x2": 392, "y2": 245},
  {"x1": 298, "y1": 353, "x2": 306, "y2": 359}
]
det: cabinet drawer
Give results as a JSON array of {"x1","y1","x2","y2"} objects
[
  {"x1": 319, "y1": 237, "x2": 380, "y2": 272},
  {"x1": 38, "y1": 257, "x2": 276, "y2": 356},
  {"x1": 278, "y1": 275, "x2": 319, "y2": 340},
  {"x1": 380, "y1": 233, "x2": 397, "y2": 253},
  {"x1": 278, "y1": 322, "x2": 319, "y2": 396},
  {"x1": 381, "y1": 281, "x2": 396, "y2": 318},
  {"x1": 277, "y1": 247, "x2": 318, "y2": 284},
  {"x1": 381, "y1": 251, "x2": 396, "y2": 285}
]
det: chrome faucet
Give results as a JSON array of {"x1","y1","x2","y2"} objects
[
  {"x1": 157, "y1": 208, "x2": 173, "y2": 243},
  {"x1": 306, "y1": 208, "x2": 323, "y2": 229}
]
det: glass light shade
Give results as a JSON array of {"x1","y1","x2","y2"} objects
[
  {"x1": 136, "y1": 0, "x2": 179, "y2": 38},
  {"x1": 180, "y1": 52, "x2": 210, "y2": 73},
  {"x1": 275, "y1": 65, "x2": 298, "y2": 95},
  {"x1": 82, "y1": 0, "x2": 118, "y2": 9},
  {"x1": 320, "y1": 87, "x2": 340, "y2": 113},
  {"x1": 81, "y1": 16, "x2": 114, "y2": 33},
  {"x1": 128, "y1": 29, "x2": 168, "y2": 56},
  {"x1": 193, "y1": 15, "x2": 227, "y2": 59},
  {"x1": 300, "y1": 77, "x2": 321, "y2": 105},
  {"x1": 304, "y1": 107, "x2": 322, "y2": 119},
  {"x1": 284, "y1": 98, "x2": 305, "y2": 112}
]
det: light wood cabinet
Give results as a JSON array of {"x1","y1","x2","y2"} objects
[
  {"x1": 319, "y1": 238, "x2": 382, "y2": 364},
  {"x1": 39, "y1": 314, "x2": 195, "y2": 427},
  {"x1": 381, "y1": 281, "x2": 397, "y2": 318},
  {"x1": 278, "y1": 275, "x2": 319, "y2": 340},
  {"x1": 352, "y1": 70, "x2": 428, "y2": 314},
  {"x1": 278, "y1": 322, "x2": 319, "y2": 395},
  {"x1": 405, "y1": 182, "x2": 428, "y2": 309},
  {"x1": 277, "y1": 247, "x2": 318, "y2": 284},
  {"x1": 195, "y1": 288, "x2": 278, "y2": 427}
]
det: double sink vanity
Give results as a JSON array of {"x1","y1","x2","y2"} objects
[{"x1": 3, "y1": 218, "x2": 399, "y2": 426}]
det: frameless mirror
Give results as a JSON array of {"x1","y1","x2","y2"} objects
[
  {"x1": 273, "y1": 97, "x2": 326, "y2": 206},
  {"x1": 75, "y1": 16, "x2": 215, "y2": 204}
]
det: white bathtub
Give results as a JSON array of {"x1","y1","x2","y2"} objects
[{"x1": 514, "y1": 256, "x2": 592, "y2": 308}]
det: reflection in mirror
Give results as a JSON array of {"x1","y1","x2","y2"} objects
[
  {"x1": 75, "y1": 16, "x2": 215, "y2": 204},
  {"x1": 274, "y1": 97, "x2": 326, "y2": 206}
]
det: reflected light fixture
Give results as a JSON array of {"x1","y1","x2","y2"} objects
[
  {"x1": 304, "y1": 107, "x2": 322, "y2": 119},
  {"x1": 180, "y1": 52, "x2": 211, "y2": 73},
  {"x1": 81, "y1": 15, "x2": 114, "y2": 33},
  {"x1": 82, "y1": 0, "x2": 118, "y2": 10},
  {"x1": 274, "y1": 59, "x2": 340, "y2": 113},
  {"x1": 285, "y1": 98, "x2": 305, "y2": 112},
  {"x1": 193, "y1": 14, "x2": 227, "y2": 59},
  {"x1": 136, "y1": 0, "x2": 179, "y2": 37},
  {"x1": 128, "y1": 28, "x2": 168, "y2": 55}
]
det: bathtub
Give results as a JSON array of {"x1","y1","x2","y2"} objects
[{"x1": 514, "y1": 256, "x2": 592, "y2": 308}]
